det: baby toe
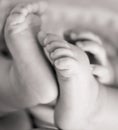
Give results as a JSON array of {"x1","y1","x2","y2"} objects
[
  {"x1": 43, "y1": 34, "x2": 63, "y2": 47},
  {"x1": 50, "y1": 48, "x2": 74, "y2": 61},
  {"x1": 7, "y1": 13, "x2": 25, "y2": 26},
  {"x1": 24, "y1": 1, "x2": 48, "y2": 15},
  {"x1": 54, "y1": 57, "x2": 78, "y2": 78},
  {"x1": 6, "y1": 3, "x2": 28, "y2": 29},
  {"x1": 45, "y1": 40, "x2": 70, "y2": 53},
  {"x1": 5, "y1": 15, "x2": 25, "y2": 36},
  {"x1": 10, "y1": 3, "x2": 29, "y2": 18}
]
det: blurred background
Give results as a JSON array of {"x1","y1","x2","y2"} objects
[{"x1": 49, "y1": 0, "x2": 118, "y2": 12}]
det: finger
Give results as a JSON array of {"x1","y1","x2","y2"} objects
[
  {"x1": 92, "y1": 64, "x2": 114, "y2": 85},
  {"x1": 76, "y1": 41, "x2": 108, "y2": 66},
  {"x1": 77, "y1": 32, "x2": 102, "y2": 45},
  {"x1": 70, "y1": 32, "x2": 102, "y2": 45}
]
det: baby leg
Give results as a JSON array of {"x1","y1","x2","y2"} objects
[
  {"x1": 4, "y1": 2, "x2": 57, "y2": 108},
  {"x1": 38, "y1": 32, "x2": 99, "y2": 129}
]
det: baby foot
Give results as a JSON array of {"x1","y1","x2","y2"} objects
[
  {"x1": 38, "y1": 32, "x2": 99, "y2": 129},
  {"x1": 4, "y1": 2, "x2": 57, "y2": 107}
]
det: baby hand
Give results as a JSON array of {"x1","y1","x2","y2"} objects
[{"x1": 69, "y1": 32, "x2": 115, "y2": 85}]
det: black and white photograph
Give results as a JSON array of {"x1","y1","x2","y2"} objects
[{"x1": 0, "y1": 0, "x2": 118, "y2": 129}]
